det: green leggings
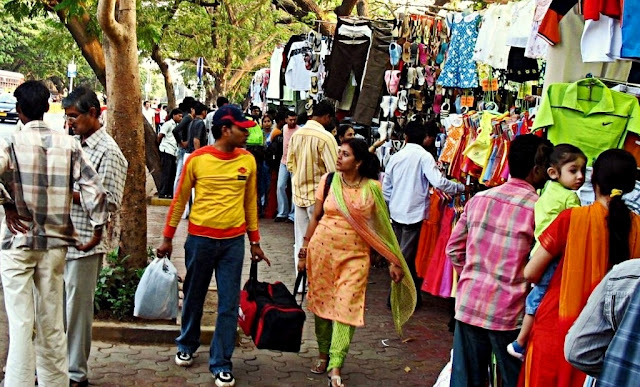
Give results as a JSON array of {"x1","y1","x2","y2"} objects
[{"x1": 315, "y1": 315, "x2": 356, "y2": 371}]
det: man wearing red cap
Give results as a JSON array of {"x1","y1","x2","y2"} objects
[{"x1": 157, "y1": 105, "x2": 269, "y2": 387}]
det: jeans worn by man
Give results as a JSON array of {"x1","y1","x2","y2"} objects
[{"x1": 157, "y1": 105, "x2": 269, "y2": 387}]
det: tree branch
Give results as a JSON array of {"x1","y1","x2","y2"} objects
[
  {"x1": 334, "y1": 0, "x2": 358, "y2": 16},
  {"x1": 272, "y1": 0, "x2": 332, "y2": 35},
  {"x1": 97, "y1": 0, "x2": 125, "y2": 42}
]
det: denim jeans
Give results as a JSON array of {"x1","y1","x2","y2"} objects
[
  {"x1": 451, "y1": 320, "x2": 520, "y2": 387},
  {"x1": 258, "y1": 161, "x2": 270, "y2": 210},
  {"x1": 176, "y1": 235, "x2": 245, "y2": 374},
  {"x1": 276, "y1": 163, "x2": 295, "y2": 220},
  {"x1": 173, "y1": 147, "x2": 186, "y2": 194},
  {"x1": 525, "y1": 259, "x2": 559, "y2": 315}
]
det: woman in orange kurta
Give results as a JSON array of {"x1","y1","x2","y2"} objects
[
  {"x1": 519, "y1": 149, "x2": 640, "y2": 386},
  {"x1": 297, "y1": 139, "x2": 416, "y2": 387}
]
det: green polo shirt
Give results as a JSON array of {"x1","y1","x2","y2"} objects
[{"x1": 533, "y1": 79, "x2": 640, "y2": 165}]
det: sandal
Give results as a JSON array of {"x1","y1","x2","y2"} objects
[
  {"x1": 311, "y1": 358, "x2": 328, "y2": 374},
  {"x1": 328, "y1": 375, "x2": 345, "y2": 387}
]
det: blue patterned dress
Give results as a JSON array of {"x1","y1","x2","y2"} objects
[{"x1": 437, "y1": 13, "x2": 481, "y2": 88}]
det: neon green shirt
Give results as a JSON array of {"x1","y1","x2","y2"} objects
[
  {"x1": 532, "y1": 180, "x2": 581, "y2": 254},
  {"x1": 533, "y1": 79, "x2": 640, "y2": 166}
]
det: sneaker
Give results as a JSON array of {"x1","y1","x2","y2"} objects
[
  {"x1": 274, "y1": 217, "x2": 287, "y2": 223},
  {"x1": 507, "y1": 341, "x2": 525, "y2": 361},
  {"x1": 214, "y1": 371, "x2": 236, "y2": 387},
  {"x1": 175, "y1": 351, "x2": 194, "y2": 367}
]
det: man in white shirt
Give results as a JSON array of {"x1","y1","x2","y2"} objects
[
  {"x1": 142, "y1": 100, "x2": 156, "y2": 126},
  {"x1": 383, "y1": 120, "x2": 464, "y2": 307},
  {"x1": 158, "y1": 108, "x2": 183, "y2": 198}
]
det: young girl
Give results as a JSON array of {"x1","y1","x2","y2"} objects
[{"x1": 507, "y1": 144, "x2": 587, "y2": 360}]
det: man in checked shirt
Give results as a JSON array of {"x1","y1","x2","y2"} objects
[
  {"x1": 0, "y1": 81, "x2": 108, "y2": 386},
  {"x1": 62, "y1": 87, "x2": 128, "y2": 387}
]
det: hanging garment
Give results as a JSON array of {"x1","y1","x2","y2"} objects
[
  {"x1": 416, "y1": 193, "x2": 444, "y2": 278},
  {"x1": 621, "y1": 0, "x2": 640, "y2": 59},
  {"x1": 525, "y1": 0, "x2": 553, "y2": 59},
  {"x1": 583, "y1": 0, "x2": 622, "y2": 20},
  {"x1": 267, "y1": 47, "x2": 284, "y2": 99},
  {"x1": 437, "y1": 13, "x2": 480, "y2": 88},
  {"x1": 324, "y1": 19, "x2": 372, "y2": 100},
  {"x1": 580, "y1": 15, "x2": 622, "y2": 62},
  {"x1": 533, "y1": 78, "x2": 640, "y2": 165},
  {"x1": 542, "y1": 5, "x2": 632, "y2": 92},
  {"x1": 421, "y1": 206, "x2": 456, "y2": 298},
  {"x1": 285, "y1": 41, "x2": 312, "y2": 91},
  {"x1": 439, "y1": 115, "x2": 465, "y2": 163},
  {"x1": 506, "y1": 0, "x2": 536, "y2": 48},
  {"x1": 506, "y1": 48, "x2": 540, "y2": 83},
  {"x1": 472, "y1": 4, "x2": 514, "y2": 70}
]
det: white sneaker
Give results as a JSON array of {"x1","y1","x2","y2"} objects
[
  {"x1": 175, "y1": 351, "x2": 194, "y2": 367},
  {"x1": 214, "y1": 371, "x2": 236, "y2": 387}
]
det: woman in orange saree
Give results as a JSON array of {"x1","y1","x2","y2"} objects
[
  {"x1": 297, "y1": 139, "x2": 416, "y2": 387},
  {"x1": 519, "y1": 149, "x2": 640, "y2": 386}
]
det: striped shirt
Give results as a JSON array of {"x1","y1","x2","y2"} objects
[
  {"x1": 67, "y1": 127, "x2": 128, "y2": 260},
  {"x1": 286, "y1": 120, "x2": 338, "y2": 208},
  {"x1": 0, "y1": 120, "x2": 108, "y2": 251},
  {"x1": 447, "y1": 178, "x2": 537, "y2": 331}
]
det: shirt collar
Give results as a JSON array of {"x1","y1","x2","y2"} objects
[
  {"x1": 22, "y1": 120, "x2": 51, "y2": 131},
  {"x1": 302, "y1": 120, "x2": 325, "y2": 131},
  {"x1": 79, "y1": 127, "x2": 107, "y2": 149},
  {"x1": 506, "y1": 178, "x2": 537, "y2": 193},
  {"x1": 562, "y1": 78, "x2": 614, "y2": 115}
]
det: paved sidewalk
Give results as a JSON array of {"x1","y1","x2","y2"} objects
[{"x1": 0, "y1": 205, "x2": 454, "y2": 386}]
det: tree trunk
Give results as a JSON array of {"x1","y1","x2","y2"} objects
[
  {"x1": 98, "y1": 0, "x2": 147, "y2": 269},
  {"x1": 356, "y1": 0, "x2": 369, "y2": 17},
  {"x1": 151, "y1": 45, "x2": 176, "y2": 111}
]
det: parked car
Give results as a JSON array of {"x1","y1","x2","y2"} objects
[{"x1": 0, "y1": 94, "x2": 18, "y2": 123}]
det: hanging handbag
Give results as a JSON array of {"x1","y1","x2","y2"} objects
[{"x1": 238, "y1": 262, "x2": 307, "y2": 352}]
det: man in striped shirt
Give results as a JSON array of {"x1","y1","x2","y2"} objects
[
  {"x1": 0, "y1": 81, "x2": 108, "y2": 386},
  {"x1": 287, "y1": 100, "x2": 338, "y2": 278},
  {"x1": 446, "y1": 134, "x2": 552, "y2": 387}
]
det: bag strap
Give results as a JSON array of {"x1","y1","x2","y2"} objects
[
  {"x1": 319, "y1": 172, "x2": 335, "y2": 218},
  {"x1": 247, "y1": 261, "x2": 259, "y2": 300},
  {"x1": 293, "y1": 270, "x2": 307, "y2": 306}
]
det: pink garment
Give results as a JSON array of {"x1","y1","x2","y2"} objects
[
  {"x1": 280, "y1": 124, "x2": 300, "y2": 164},
  {"x1": 422, "y1": 207, "x2": 455, "y2": 296}
]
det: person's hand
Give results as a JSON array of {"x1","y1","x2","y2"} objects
[
  {"x1": 76, "y1": 228, "x2": 103, "y2": 252},
  {"x1": 3, "y1": 203, "x2": 32, "y2": 234},
  {"x1": 156, "y1": 237, "x2": 173, "y2": 259},
  {"x1": 389, "y1": 264, "x2": 404, "y2": 283},
  {"x1": 250, "y1": 244, "x2": 270, "y2": 266}
]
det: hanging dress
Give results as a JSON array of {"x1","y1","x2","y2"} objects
[{"x1": 437, "y1": 13, "x2": 481, "y2": 88}]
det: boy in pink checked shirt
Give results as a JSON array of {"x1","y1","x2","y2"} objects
[{"x1": 446, "y1": 134, "x2": 553, "y2": 387}]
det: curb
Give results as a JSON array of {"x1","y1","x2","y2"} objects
[
  {"x1": 92, "y1": 321, "x2": 214, "y2": 345},
  {"x1": 148, "y1": 197, "x2": 172, "y2": 206}
]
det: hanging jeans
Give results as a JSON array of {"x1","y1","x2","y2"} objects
[
  {"x1": 324, "y1": 19, "x2": 372, "y2": 101},
  {"x1": 353, "y1": 20, "x2": 394, "y2": 125}
]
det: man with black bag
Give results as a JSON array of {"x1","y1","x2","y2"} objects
[{"x1": 157, "y1": 105, "x2": 269, "y2": 387}]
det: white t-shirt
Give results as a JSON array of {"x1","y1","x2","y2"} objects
[
  {"x1": 285, "y1": 41, "x2": 312, "y2": 92},
  {"x1": 158, "y1": 119, "x2": 178, "y2": 156},
  {"x1": 142, "y1": 107, "x2": 155, "y2": 125}
]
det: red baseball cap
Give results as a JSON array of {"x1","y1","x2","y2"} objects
[{"x1": 212, "y1": 105, "x2": 257, "y2": 129}]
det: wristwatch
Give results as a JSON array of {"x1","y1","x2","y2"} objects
[{"x1": 250, "y1": 241, "x2": 260, "y2": 246}]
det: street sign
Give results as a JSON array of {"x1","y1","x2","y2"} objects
[
  {"x1": 67, "y1": 62, "x2": 77, "y2": 78},
  {"x1": 196, "y1": 57, "x2": 204, "y2": 81}
]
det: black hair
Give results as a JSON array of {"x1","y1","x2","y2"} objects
[
  {"x1": 144, "y1": 100, "x2": 150, "y2": 105},
  {"x1": 507, "y1": 134, "x2": 553, "y2": 180},
  {"x1": 404, "y1": 121, "x2": 427, "y2": 144},
  {"x1": 180, "y1": 97, "x2": 196, "y2": 114},
  {"x1": 275, "y1": 108, "x2": 288, "y2": 125},
  {"x1": 286, "y1": 110, "x2": 298, "y2": 118},
  {"x1": 216, "y1": 96, "x2": 229, "y2": 107},
  {"x1": 193, "y1": 102, "x2": 207, "y2": 116},
  {"x1": 592, "y1": 149, "x2": 637, "y2": 267},
  {"x1": 342, "y1": 138, "x2": 380, "y2": 179},
  {"x1": 211, "y1": 121, "x2": 231, "y2": 140},
  {"x1": 61, "y1": 86, "x2": 101, "y2": 118},
  {"x1": 336, "y1": 124, "x2": 353, "y2": 145},
  {"x1": 550, "y1": 144, "x2": 587, "y2": 170},
  {"x1": 262, "y1": 113, "x2": 274, "y2": 126},
  {"x1": 297, "y1": 112, "x2": 308, "y2": 126},
  {"x1": 311, "y1": 100, "x2": 335, "y2": 118},
  {"x1": 425, "y1": 119, "x2": 440, "y2": 138},
  {"x1": 169, "y1": 108, "x2": 182, "y2": 118},
  {"x1": 14, "y1": 80, "x2": 50, "y2": 120}
]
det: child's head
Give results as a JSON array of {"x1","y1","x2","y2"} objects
[{"x1": 547, "y1": 144, "x2": 587, "y2": 191}]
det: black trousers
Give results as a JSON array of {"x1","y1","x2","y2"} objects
[
  {"x1": 159, "y1": 151, "x2": 177, "y2": 197},
  {"x1": 353, "y1": 21, "x2": 394, "y2": 125},
  {"x1": 392, "y1": 220, "x2": 424, "y2": 304}
]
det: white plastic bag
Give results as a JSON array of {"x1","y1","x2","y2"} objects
[
  {"x1": 433, "y1": 349, "x2": 452, "y2": 387},
  {"x1": 134, "y1": 257, "x2": 179, "y2": 320}
]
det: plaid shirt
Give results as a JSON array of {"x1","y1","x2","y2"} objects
[
  {"x1": 67, "y1": 127, "x2": 128, "y2": 259},
  {"x1": 0, "y1": 120, "x2": 108, "y2": 250},
  {"x1": 447, "y1": 178, "x2": 537, "y2": 331}
]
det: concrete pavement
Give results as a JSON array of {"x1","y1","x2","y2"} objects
[{"x1": 0, "y1": 205, "x2": 454, "y2": 386}]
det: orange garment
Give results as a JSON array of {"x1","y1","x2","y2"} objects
[
  {"x1": 519, "y1": 203, "x2": 640, "y2": 387},
  {"x1": 416, "y1": 193, "x2": 443, "y2": 278},
  {"x1": 439, "y1": 123, "x2": 464, "y2": 164}
]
